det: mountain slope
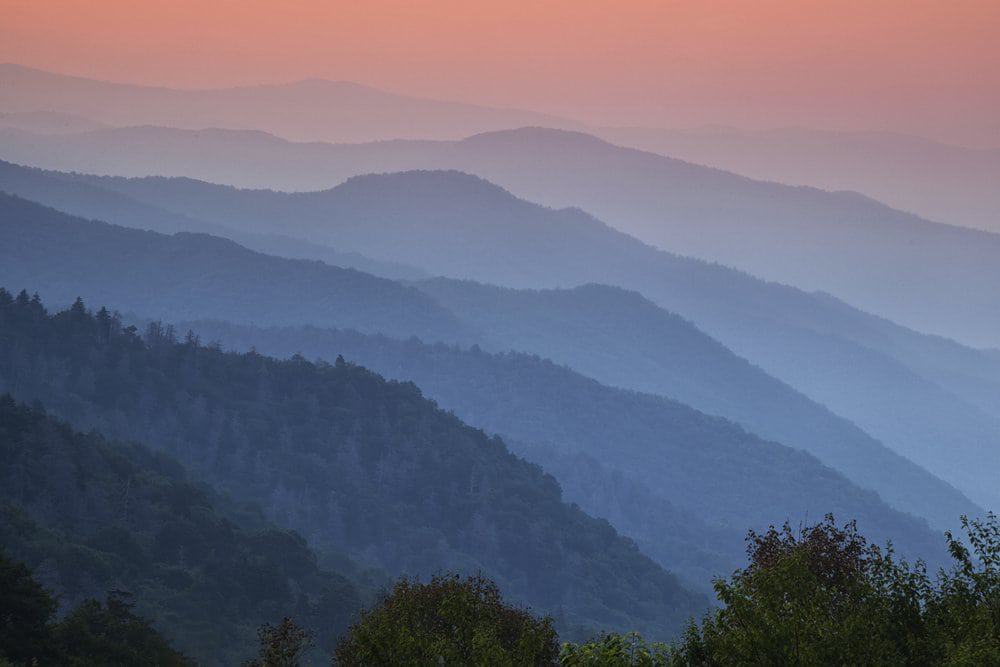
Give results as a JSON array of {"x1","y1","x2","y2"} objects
[
  {"x1": 0, "y1": 63, "x2": 580, "y2": 143},
  {"x1": 39, "y1": 168, "x2": 999, "y2": 514},
  {"x1": 414, "y1": 279, "x2": 982, "y2": 526},
  {"x1": 0, "y1": 193, "x2": 461, "y2": 340},
  {"x1": 0, "y1": 394, "x2": 361, "y2": 664},
  {"x1": 172, "y1": 318, "x2": 956, "y2": 577},
  {"x1": 0, "y1": 159, "x2": 427, "y2": 280},
  {"x1": 3, "y1": 122, "x2": 997, "y2": 347},
  {"x1": 0, "y1": 290, "x2": 704, "y2": 640},
  {"x1": 594, "y1": 125, "x2": 1000, "y2": 234}
]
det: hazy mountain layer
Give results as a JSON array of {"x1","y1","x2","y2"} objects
[
  {"x1": 3, "y1": 122, "x2": 998, "y2": 347},
  {"x1": 0, "y1": 193, "x2": 460, "y2": 341},
  {"x1": 0, "y1": 63, "x2": 580, "y2": 143},
  {"x1": 174, "y1": 319, "x2": 955, "y2": 577},
  {"x1": 25, "y1": 166, "x2": 998, "y2": 512},
  {"x1": 594, "y1": 125, "x2": 1000, "y2": 234},
  {"x1": 0, "y1": 291, "x2": 704, "y2": 640},
  {"x1": 0, "y1": 160, "x2": 427, "y2": 280}
]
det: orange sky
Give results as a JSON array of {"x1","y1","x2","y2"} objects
[{"x1": 2, "y1": 0, "x2": 999, "y2": 146}]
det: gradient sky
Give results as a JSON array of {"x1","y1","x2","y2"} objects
[{"x1": 3, "y1": 0, "x2": 999, "y2": 147}]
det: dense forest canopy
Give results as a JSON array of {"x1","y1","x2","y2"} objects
[{"x1": 0, "y1": 289, "x2": 704, "y2": 642}]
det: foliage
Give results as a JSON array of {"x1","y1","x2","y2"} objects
[
  {"x1": 0, "y1": 554, "x2": 55, "y2": 664},
  {"x1": 0, "y1": 289, "x2": 702, "y2": 639},
  {"x1": 0, "y1": 553, "x2": 191, "y2": 666},
  {"x1": 243, "y1": 617, "x2": 313, "y2": 667},
  {"x1": 335, "y1": 573, "x2": 559, "y2": 666},
  {"x1": 659, "y1": 514, "x2": 1000, "y2": 665},
  {"x1": 559, "y1": 632, "x2": 671, "y2": 666},
  {"x1": 0, "y1": 393, "x2": 361, "y2": 664}
]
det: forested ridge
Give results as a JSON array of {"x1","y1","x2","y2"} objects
[
  {"x1": 0, "y1": 288, "x2": 705, "y2": 645},
  {"x1": 0, "y1": 395, "x2": 362, "y2": 663},
  {"x1": 179, "y1": 318, "x2": 952, "y2": 582}
]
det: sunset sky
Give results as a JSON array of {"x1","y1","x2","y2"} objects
[{"x1": 2, "y1": 0, "x2": 999, "y2": 146}]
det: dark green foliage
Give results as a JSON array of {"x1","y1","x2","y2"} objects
[
  {"x1": 0, "y1": 554, "x2": 55, "y2": 664},
  {"x1": 335, "y1": 574, "x2": 559, "y2": 666},
  {"x1": 0, "y1": 290, "x2": 703, "y2": 640},
  {"x1": 51, "y1": 591, "x2": 192, "y2": 667},
  {"x1": 559, "y1": 632, "x2": 670, "y2": 666},
  {"x1": 0, "y1": 394, "x2": 361, "y2": 664},
  {"x1": 243, "y1": 617, "x2": 313, "y2": 667},
  {"x1": 0, "y1": 553, "x2": 191, "y2": 666},
  {"x1": 660, "y1": 514, "x2": 1000, "y2": 665}
]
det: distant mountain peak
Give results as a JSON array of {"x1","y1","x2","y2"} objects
[{"x1": 463, "y1": 126, "x2": 614, "y2": 148}]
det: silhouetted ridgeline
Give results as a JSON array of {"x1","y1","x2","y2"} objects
[
  {"x1": 0, "y1": 188, "x2": 984, "y2": 526},
  {"x1": 0, "y1": 192, "x2": 463, "y2": 341},
  {"x1": 5, "y1": 162, "x2": 995, "y2": 512}
]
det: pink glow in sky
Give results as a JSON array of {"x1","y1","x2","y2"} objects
[{"x1": 2, "y1": 0, "x2": 998, "y2": 146}]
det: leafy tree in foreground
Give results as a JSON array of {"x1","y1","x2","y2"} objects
[
  {"x1": 243, "y1": 617, "x2": 313, "y2": 667},
  {"x1": 564, "y1": 513, "x2": 1000, "y2": 665},
  {"x1": 334, "y1": 573, "x2": 560, "y2": 666},
  {"x1": 560, "y1": 631, "x2": 671, "y2": 666}
]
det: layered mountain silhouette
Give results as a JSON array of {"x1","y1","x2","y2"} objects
[
  {"x1": 3, "y1": 120, "x2": 999, "y2": 347},
  {"x1": 594, "y1": 125, "x2": 1000, "y2": 234},
  {"x1": 0, "y1": 193, "x2": 460, "y2": 341},
  {"x1": 0, "y1": 191, "x2": 982, "y2": 529},
  {"x1": 0, "y1": 290, "x2": 705, "y2": 639},
  {"x1": 0, "y1": 63, "x2": 580, "y2": 143},
  {"x1": 6, "y1": 164, "x2": 994, "y2": 510},
  {"x1": 167, "y1": 318, "x2": 955, "y2": 579}
]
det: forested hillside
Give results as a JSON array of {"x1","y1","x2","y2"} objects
[
  {"x1": 0, "y1": 395, "x2": 361, "y2": 664},
  {"x1": 416, "y1": 279, "x2": 978, "y2": 529},
  {"x1": 0, "y1": 290, "x2": 704, "y2": 640},
  {"x1": 174, "y1": 318, "x2": 952, "y2": 576}
]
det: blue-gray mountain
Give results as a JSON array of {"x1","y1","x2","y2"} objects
[
  {"x1": 3, "y1": 163, "x2": 996, "y2": 513},
  {"x1": 0, "y1": 288, "x2": 703, "y2": 641},
  {"x1": 0, "y1": 193, "x2": 973, "y2": 546},
  {"x1": 2, "y1": 121, "x2": 997, "y2": 348}
]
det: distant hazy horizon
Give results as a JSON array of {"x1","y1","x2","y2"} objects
[{"x1": 3, "y1": 0, "x2": 998, "y2": 148}]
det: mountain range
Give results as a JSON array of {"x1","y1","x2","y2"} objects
[
  {"x1": 0, "y1": 63, "x2": 580, "y2": 143},
  {"x1": 594, "y1": 125, "x2": 1000, "y2": 234},
  {"x1": 0, "y1": 188, "x2": 986, "y2": 558},
  {"x1": 4, "y1": 63, "x2": 998, "y2": 237},
  {"x1": 2, "y1": 124, "x2": 997, "y2": 352},
  {"x1": 3, "y1": 162, "x2": 996, "y2": 513}
]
